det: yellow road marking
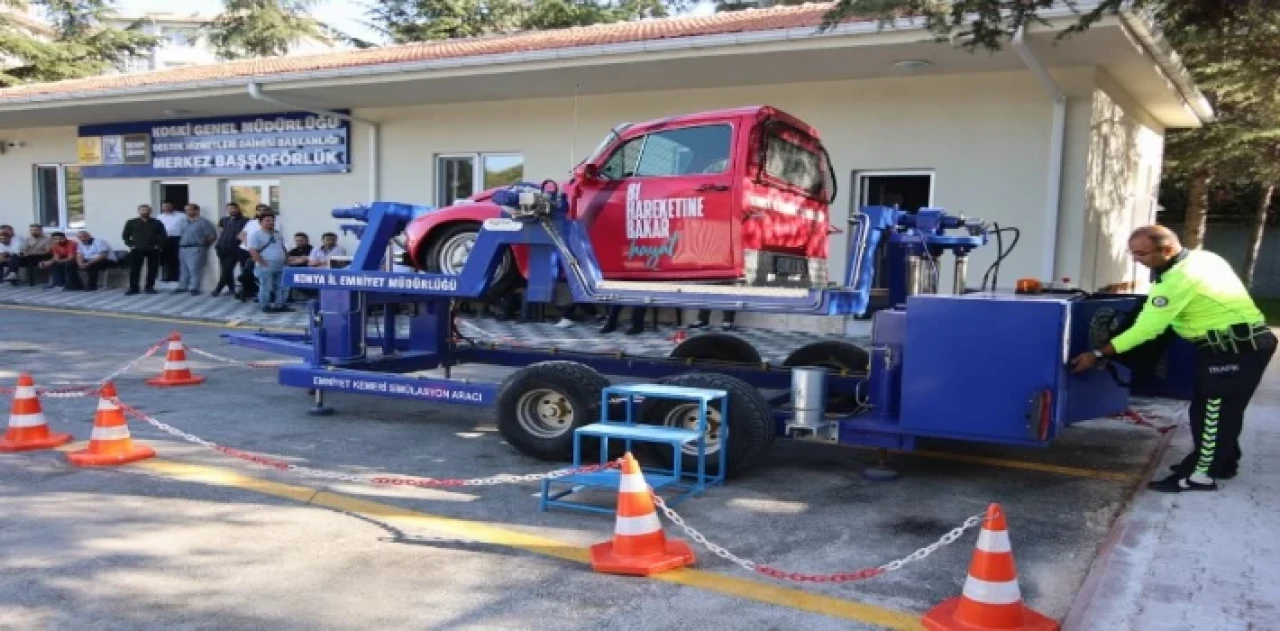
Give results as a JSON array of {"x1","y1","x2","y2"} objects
[
  {"x1": 904, "y1": 449, "x2": 1140, "y2": 483},
  {"x1": 50, "y1": 451, "x2": 922, "y2": 630}
]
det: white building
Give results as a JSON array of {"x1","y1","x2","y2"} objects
[
  {"x1": 105, "y1": 11, "x2": 339, "y2": 74},
  {"x1": 0, "y1": 3, "x2": 1211, "y2": 331}
]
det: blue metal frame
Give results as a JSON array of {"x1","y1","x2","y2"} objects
[
  {"x1": 223, "y1": 188, "x2": 1175, "y2": 477},
  {"x1": 540, "y1": 383, "x2": 729, "y2": 514}
]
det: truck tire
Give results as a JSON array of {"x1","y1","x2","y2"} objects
[
  {"x1": 638, "y1": 372, "x2": 774, "y2": 478},
  {"x1": 420, "y1": 221, "x2": 520, "y2": 301},
  {"x1": 782, "y1": 340, "x2": 869, "y2": 414},
  {"x1": 496, "y1": 361, "x2": 610, "y2": 462},
  {"x1": 668, "y1": 333, "x2": 762, "y2": 365}
]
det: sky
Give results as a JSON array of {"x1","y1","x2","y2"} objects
[{"x1": 114, "y1": 0, "x2": 718, "y2": 48}]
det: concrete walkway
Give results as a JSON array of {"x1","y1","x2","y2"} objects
[{"x1": 1067, "y1": 334, "x2": 1280, "y2": 630}]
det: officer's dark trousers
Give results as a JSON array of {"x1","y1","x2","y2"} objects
[{"x1": 1175, "y1": 329, "x2": 1277, "y2": 477}]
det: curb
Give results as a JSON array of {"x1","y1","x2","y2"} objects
[{"x1": 1060, "y1": 422, "x2": 1178, "y2": 630}]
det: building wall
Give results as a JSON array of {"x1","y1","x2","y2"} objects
[
  {"x1": 0, "y1": 125, "x2": 78, "y2": 229},
  {"x1": 0, "y1": 66, "x2": 1155, "y2": 330},
  {"x1": 1075, "y1": 70, "x2": 1167, "y2": 293}
]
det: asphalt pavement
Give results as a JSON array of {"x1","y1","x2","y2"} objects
[{"x1": 0, "y1": 307, "x2": 1180, "y2": 630}]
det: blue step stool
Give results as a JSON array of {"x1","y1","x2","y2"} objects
[{"x1": 539, "y1": 383, "x2": 729, "y2": 514}]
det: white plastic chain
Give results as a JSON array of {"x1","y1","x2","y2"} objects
[
  {"x1": 117, "y1": 401, "x2": 618, "y2": 487},
  {"x1": 652, "y1": 494, "x2": 984, "y2": 583},
  {"x1": 0, "y1": 340, "x2": 167, "y2": 399}
]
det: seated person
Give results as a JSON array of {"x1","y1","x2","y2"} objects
[
  {"x1": 38, "y1": 232, "x2": 77, "y2": 288},
  {"x1": 63, "y1": 231, "x2": 116, "y2": 291},
  {"x1": 308, "y1": 232, "x2": 348, "y2": 267},
  {"x1": 6, "y1": 224, "x2": 52, "y2": 285}
]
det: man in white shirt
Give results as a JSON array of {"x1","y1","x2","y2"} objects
[
  {"x1": 236, "y1": 205, "x2": 282, "y2": 301},
  {"x1": 157, "y1": 201, "x2": 186, "y2": 284},
  {"x1": 308, "y1": 232, "x2": 348, "y2": 267},
  {"x1": 65, "y1": 230, "x2": 116, "y2": 291},
  {"x1": 0, "y1": 230, "x2": 22, "y2": 275}
]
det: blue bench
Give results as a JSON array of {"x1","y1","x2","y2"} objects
[{"x1": 539, "y1": 382, "x2": 729, "y2": 514}]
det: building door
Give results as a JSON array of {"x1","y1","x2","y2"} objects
[
  {"x1": 158, "y1": 181, "x2": 189, "y2": 209},
  {"x1": 225, "y1": 180, "x2": 280, "y2": 217},
  {"x1": 849, "y1": 171, "x2": 936, "y2": 315}
]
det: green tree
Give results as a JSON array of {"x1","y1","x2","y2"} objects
[
  {"x1": 206, "y1": 0, "x2": 326, "y2": 60},
  {"x1": 366, "y1": 0, "x2": 689, "y2": 44},
  {"x1": 0, "y1": 0, "x2": 158, "y2": 86}
]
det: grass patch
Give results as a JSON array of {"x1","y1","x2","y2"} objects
[{"x1": 1258, "y1": 297, "x2": 1280, "y2": 327}]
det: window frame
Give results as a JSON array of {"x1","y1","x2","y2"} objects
[
  {"x1": 755, "y1": 120, "x2": 836, "y2": 204},
  {"x1": 33, "y1": 163, "x2": 85, "y2": 230},
  {"x1": 434, "y1": 152, "x2": 525, "y2": 207},
  {"x1": 598, "y1": 122, "x2": 735, "y2": 182}
]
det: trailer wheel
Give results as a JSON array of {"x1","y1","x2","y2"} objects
[
  {"x1": 497, "y1": 361, "x2": 609, "y2": 462},
  {"x1": 669, "y1": 333, "x2": 762, "y2": 365},
  {"x1": 782, "y1": 340, "x2": 870, "y2": 414},
  {"x1": 638, "y1": 372, "x2": 773, "y2": 478},
  {"x1": 420, "y1": 221, "x2": 520, "y2": 301}
]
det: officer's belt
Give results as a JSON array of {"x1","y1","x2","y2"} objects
[{"x1": 1187, "y1": 322, "x2": 1270, "y2": 353}]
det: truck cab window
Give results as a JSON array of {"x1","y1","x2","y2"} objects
[
  {"x1": 634, "y1": 124, "x2": 732, "y2": 177},
  {"x1": 600, "y1": 137, "x2": 644, "y2": 180}
]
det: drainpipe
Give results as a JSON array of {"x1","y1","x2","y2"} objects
[
  {"x1": 247, "y1": 81, "x2": 380, "y2": 202},
  {"x1": 1011, "y1": 26, "x2": 1066, "y2": 285}
]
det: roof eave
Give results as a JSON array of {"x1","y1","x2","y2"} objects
[{"x1": 1116, "y1": 9, "x2": 1215, "y2": 125}]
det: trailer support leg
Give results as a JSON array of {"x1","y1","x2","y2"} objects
[
  {"x1": 862, "y1": 448, "x2": 900, "y2": 482},
  {"x1": 308, "y1": 388, "x2": 336, "y2": 417}
]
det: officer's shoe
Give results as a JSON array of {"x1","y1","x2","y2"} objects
[
  {"x1": 1148, "y1": 472, "x2": 1217, "y2": 493},
  {"x1": 1168, "y1": 463, "x2": 1237, "y2": 479}
]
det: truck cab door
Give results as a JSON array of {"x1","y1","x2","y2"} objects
[{"x1": 576, "y1": 123, "x2": 736, "y2": 280}]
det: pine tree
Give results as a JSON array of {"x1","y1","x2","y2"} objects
[
  {"x1": 0, "y1": 0, "x2": 158, "y2": 86},
  {"x1": 206, "y1": 0, "x2": 325, "y2": 60}
]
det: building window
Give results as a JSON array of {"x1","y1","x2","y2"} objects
[
  {"x1": 435, "y1": 153, "x2": 524, "y2": 207},
  {"x1": 34, "y1": 164, "x2": 84, "y2": 229},
  {"x1": 225, "y1": 180, "x2": 281, "y2": 218},
  {"x1": 853, "y1": 170, "x2": 934, "y2": 212}
]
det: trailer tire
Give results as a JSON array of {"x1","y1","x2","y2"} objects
[
  {"x1": 668, "y1": 333, "x2": 762, "y2": 365},
  {"x1": 782, "y1": 340, "x2": 869, "y2": 414},
  {"x1": 496, "y1": 361, "x2": 610, "y2": 462},
  {"x1": 420, "y1": 221, "x2": 521, "y2": 302},
  {"x1": 638, "y1": 372, "x2": 773, "y2": 478}
]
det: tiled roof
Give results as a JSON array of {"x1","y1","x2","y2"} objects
[{"x1": 0, "y1": 3, "x2": 861, "y2": 101}]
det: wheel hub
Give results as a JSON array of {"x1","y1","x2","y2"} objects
[{"x1": 516, "y1": 389, "x2": 575, "y2": 439}]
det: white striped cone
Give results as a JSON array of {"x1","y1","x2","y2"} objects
[
  {"x1": 146, "y1": 333, "x2": 205, "y2": 387},
  {"x1": 0, "y1": 373, "x2": 72, "y2": 452},
  {"x1": 67, "y1": 383, "x2": 155, "y2": 467},
  {"x1": 590, "y1": 452, "x2": 695, "y2": 576},
  {"x1": 923, "y1": 503, "x2": 1058, "y2": 630}
]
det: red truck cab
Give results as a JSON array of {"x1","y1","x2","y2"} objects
[{"x1": 404, "y1": 106, "x2": 837, "y2": 296}]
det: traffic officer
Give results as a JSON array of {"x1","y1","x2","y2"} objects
[{"x1": 1071, "y1": 225, "x2": 1275, "y2": 493}]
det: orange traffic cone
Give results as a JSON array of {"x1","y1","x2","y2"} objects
[
  {"x1": 0, "y1": 374, "x2": 72, "y2": 452},
  {"x1": 923, "y1": 504, "x2": 1059, "y2": 631},
  {"x1": 146, "y1": 332, "x2": 205, "y2": 387},
  {"x1": 590, "y1": 452, "x2": 695, "y2": 576},
  {"x1": 66, "y1": 383, "x2": 155, "y2": 467}
]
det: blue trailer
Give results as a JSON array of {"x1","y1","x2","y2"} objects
[{"x1": 225, "y1": 182, "x2": 1180, "y2": 481}]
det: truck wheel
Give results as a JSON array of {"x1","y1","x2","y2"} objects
[
  {"x1": 421, "y1": 222, "x2": 520, "y2": 301},
  {"x1": 496, "y1": 361, "x2": 609, "y2": 462},
  {"x1": 638, "y1": 372, "x2": 774, "y2": 478},
  {"x1": 782, "y1": 340, "x2": 869, "y2": 414},
  {"x1": 669, "y1": 333, "x2": 762, "y2": 365}
]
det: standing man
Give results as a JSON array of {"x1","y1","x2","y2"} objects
[
  {"x1": 212, "y1": 202, "x2": 249, "y2": 297},
  {"x1": 157, "y1": 201, "x2": 185, "y2": 284},
  {"x1": 176, "y1": 203, "x2": 217, "y2": 295},
  {"x1": 246, "y1": 213, "x2": 289, "y2": 312},
  {"x1": 1071, "y1": 225, "x2": 1275, "y2": 493},
  {"x1": 121, "y1": 204, "x2": 167, "y2": 295}
]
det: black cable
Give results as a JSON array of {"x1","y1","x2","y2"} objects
[{"x1": 981, "y1": 225, "x2": 1020, "y2": 292}]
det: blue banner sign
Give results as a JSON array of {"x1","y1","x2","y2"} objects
[
  {"x1": 279, "y1": 367, "x2": 495, "y2": 406},
  {"x1": 77, "y1": 110, "x2": 351, "y2": 178},
  {"x1": 285, "y1": 268, "x2": 461, "y2": 293}
]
